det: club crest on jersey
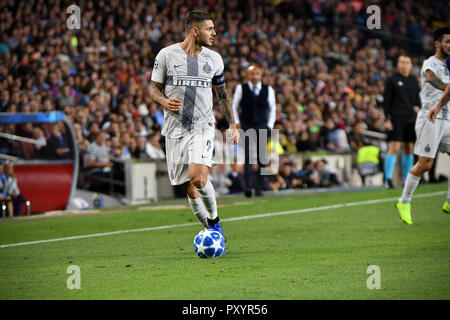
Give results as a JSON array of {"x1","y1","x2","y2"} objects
[
  {"x1": 397, "y1": 81, "x2": 403, "y2": 86},
  {"x1": 203, "y1": 62, "x2": 212, "y2": 73}
]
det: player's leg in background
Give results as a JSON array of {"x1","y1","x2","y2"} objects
[
  {"x1": 254, "y1": 130, "x2": 269, "y2": 197},
  {"x1": 401, "y1": 142, "x2": 415, "y2": 184},
  {"x1": 243, "y1": 134, "x2": 254, "y2": 197},
  {"x1": 384, "y1": 141, "x2": 400, "y2": 187},
  {"x1": 401, "y1": 156, "x2": 434, "y2": 204},
  {"x1": 186, "y1": 182, "x2": 208, "y2": 228}
]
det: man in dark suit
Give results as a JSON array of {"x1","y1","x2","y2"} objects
[{"x1": 232, "y1": 65, "x2": 276, "y2": 197}]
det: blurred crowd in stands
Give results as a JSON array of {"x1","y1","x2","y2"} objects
[{"x1": 0, "y1": 0, "x2": 448, "y2": 195}]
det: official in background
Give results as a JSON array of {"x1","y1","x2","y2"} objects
[
  {"x1": 383, "y1": 55, "x2": 421, "y2": 188},
  {"x1": 232, "y1": 65, "x2": 276, "y2": 197}
]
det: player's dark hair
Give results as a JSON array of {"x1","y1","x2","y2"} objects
[
  {"x1": 432, "y1": 27, "x2": 450, "y2": 42},
  {"x1": 185, "y1": 10, "x2": 212, "y2": 30}
]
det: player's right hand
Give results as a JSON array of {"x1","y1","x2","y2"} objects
[
  {"x1": 163, "y1": 97, "x2": 182, "y2": 112},
  {"x1": 385, "y1": 120, "x2": 393, "y2": 131},
  {"x1": 428, "y1": 104, "x2": 441, "y2": 123}
]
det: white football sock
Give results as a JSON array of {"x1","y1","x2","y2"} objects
[
  {"x1": 187, "y1": 195, "x2": 208, "y2": 228},
  {"x1": 401, "y1": 173, "x2": 421, "y2": 204},
  {"x1": 195, "y1": 179, "x2": 218, "y2": 221}
]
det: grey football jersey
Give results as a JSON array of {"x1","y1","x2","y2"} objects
[
  {"x1": 151, "y1": 43, "x2": 225, "y2": 138},
  {"x1": 418, "y1": 55, "x2": 450, "y2": 121}
]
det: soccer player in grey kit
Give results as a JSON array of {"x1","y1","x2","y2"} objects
[
  {"x1": 396, "y1": 27, "x2": 450, "y2": 224},
  {"x1": 150, "y1": 11, "x2": 240, "y2": 249}
]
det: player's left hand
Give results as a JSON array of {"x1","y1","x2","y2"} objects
[{"x1": 227, "y1": 124, "x2": 240, "y2": 144}]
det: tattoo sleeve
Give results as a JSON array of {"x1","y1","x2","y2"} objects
[
  {"x1": 426, "y1": 70, "x2": 446, "y2": 91},
  {"x1": 149, "y1": 81, "x2": 167, "y2": 106},
  {"x1": 214, "y1": 84, "x2": 235, "y2": 126}
]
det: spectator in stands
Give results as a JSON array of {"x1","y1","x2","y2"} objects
[
  {"x1": 348, "y1": 121, "x2": 370, "y2": 152},
  {"x1": 319, "y1": 118, "x2": 336, "y2": 151},
  {"x1": 0, "y1": 163, "x2": 13, "y2": 217},
  {"x1": 128, "y1": 137, "x2": 138, "y2": 158},
  {"x1": 299, "y1": 159, "x2": 320, "y2": 188},
  {"x1": 135, "y1": 119, "x2": 150, "y2": 138},
  {"x1": 296, "y1": 119, "x2": 318, "y2": 152},
  {"x1": 266, "y1": 161, "x2": 287, "y2": 191},
  {"x1": 332, "y1": 122, "x2": 351, "y2": 153},
  {"x1": 0, "y1": 90, "x2": 9, "y2": 112},
  {"x1": 4, "y1": 161, "x2": 25, "y2": 216},
  {"x1": 57, "y1": 85, "x2": 75, "y2": 109},
  {"x1": 16, "y1": 122, "x2": 36, "y2": 159},
  {"x1": 87, "y1": 122, "x2": 101, "y2": 143},
  {"x1": 314, "y1": 159, "x2": 341, "y2": 187},
  {"x1": 84, "y1": 131, "x2": 112, "y2": 171},
  {"x1": 278, "y1": 161, "x2": 304, "y2": 189},
  {"x1": 0, "y1": 124, "x2": 18, "y2": 157},
  {"x1": 227, "y1": 162, "x2": 246, "y2": 194},
  {"x1": 134, "y1": 136, "x2": 150, "y2": 159},
  {"x1": 145, "y1": 131, "x2": 165, "y2": 160},
  {"x1": 46, "y1": 123, "x2": 70, "y2": 159},
  {"x1": 320, "y1": 118, "x2": 350, "y2": 153}
]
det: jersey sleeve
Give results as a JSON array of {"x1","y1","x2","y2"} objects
[
  {"x1": 422, "y1": 58, "x2": 440, "y2": 77},
  {"x1": 212, "y1": 53, "x2": 225, "y2": 86},
  {"x1": 151, "y1": 49, "x2": 167, "y2": 84}
]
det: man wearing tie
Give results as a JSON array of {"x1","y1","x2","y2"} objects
[{"x1": 232, "y1": 65, "x2": 277, "y2": 197}]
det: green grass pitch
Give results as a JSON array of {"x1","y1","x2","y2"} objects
[{"x1": 0, "y1": 182, "x2": 449, "y2": 300}]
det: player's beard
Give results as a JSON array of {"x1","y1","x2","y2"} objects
[{"x1": 197, "y1": 35, "x2": 212, "y2": 48}]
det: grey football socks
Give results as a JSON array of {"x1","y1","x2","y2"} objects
[
  {"x1": 195, "y1": 179, "x2": 218, "y2": 221},
  {"x1": 187, "y1": 195, "x2": 208, "y2": 228},
  {"x1": 401, "y1": 173, "x2": 421, "y2": 204}
]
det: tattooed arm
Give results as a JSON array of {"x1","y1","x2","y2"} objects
[
  {"x1": 214, "y1": 83, "x2": 240, "y2": 144},
  {"x1": 425, "y1": 69, "x2": 446, "y2": 91},
  {"x1": 214, "y1": 83, "x2": 236, "y2": 125},
  {"x1": 149, "y1": 81, "x2": 182, "y2": 112}
]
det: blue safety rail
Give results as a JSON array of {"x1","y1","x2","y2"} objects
[{"x1": 0, "y1": 111, "x2": 65, "y2": 124}]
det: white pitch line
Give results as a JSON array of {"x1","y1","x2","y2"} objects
[{"x1": 0, "y1": 191, "x2": 446, "y2": 249}]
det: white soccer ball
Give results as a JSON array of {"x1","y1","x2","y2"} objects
[{"x1": 193, "y1": 228, "x2": 225, "y2": 258}]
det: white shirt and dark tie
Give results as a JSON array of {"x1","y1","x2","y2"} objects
[{"x1": 231, "y1": 81, "x2": 277, "y2": 129}]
